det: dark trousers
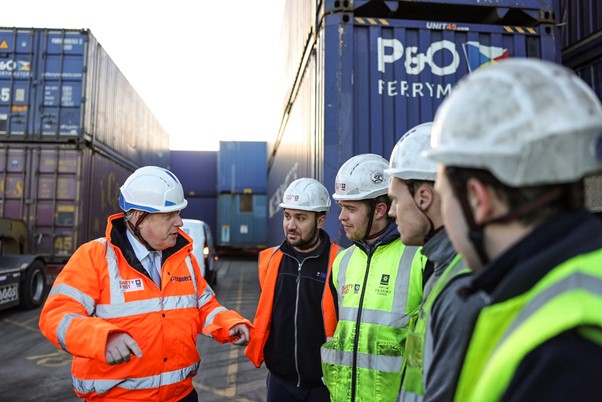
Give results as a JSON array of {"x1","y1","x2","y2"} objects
[
  {"x1": 179, "y1": 387, "x2": 199, "y2": 402},
  {"x1": 266, "y1": 372, "x2": 330, "y2": 402}
]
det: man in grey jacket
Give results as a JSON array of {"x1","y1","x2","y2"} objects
[{"x1": 385, "y1": 123, "x2": 486, "y2": 402}]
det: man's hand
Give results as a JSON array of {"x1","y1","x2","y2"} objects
[
  {"x1": 229, "y1": 324, "x2": 250, "y2": 346},
  {"x1": 105, "y1": 332, "x2": 143, "y2": 365}
]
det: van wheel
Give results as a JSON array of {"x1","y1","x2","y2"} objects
[
  {"x1": 206, "y1": 270, "x2": 217, "y2": 287},
  {"x1": 19, "y1": 260, "x2": 47, "y2": 310}
]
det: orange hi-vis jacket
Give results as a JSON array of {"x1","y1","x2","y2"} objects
[
  {"x1": 245, "y1": 240, "x2": 340, "y2": 368},
  {"x1": 39, "y1": 213, "x2": 251, "y2": 402}
]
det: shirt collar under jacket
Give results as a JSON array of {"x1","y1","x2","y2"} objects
[
  {"x1": 421, "y1": 228, "x2": 456, "y2": 277},
  {"x1": 126, "y1": 229, "x2": 162, "y2": 272},
  {"x1": 356, "y1": 221, "x2": 399, "y2": 256}
]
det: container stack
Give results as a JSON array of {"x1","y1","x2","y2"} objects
[
  {"x1": 169, "y1": 150, "x2": 218, "y2": 240},
  {"x1": 267, "y1": 0, "x2": 561, "y2": 246},
  {"x1": 559, "y1": 1, "x2": 602, "y2": 213},
  {"x1": 217, "y1": 141, "x2": 267, "y2": 252},
  {"x1": 0, "y1": 27, "x2": 170, "y2": 262}
]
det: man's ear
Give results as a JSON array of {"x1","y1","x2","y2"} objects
[
  {"x1": 466, "y1": 178, "x2": 496, "y2": 225},
  {"x1": 415, "y1": 183, "x2": 434, "y2": 212},
  {"x1": 317, "y1": 213, "x2": 326, "y2": 229},
  {"x1": 374, "y1": 201, "x2": 390, "y2": 220}
]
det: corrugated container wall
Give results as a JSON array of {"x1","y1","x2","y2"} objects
[
  {"x1": 217, "y1": 193, "x2": 267, "y2": 249},
  {"x1": 560, "y1": 0, "x2": 602, "y2": 212},
  {"x1": 0, "y1": 28, "x2": 169, "y2": 169},
  {"x1": 268, "y1": 1, "x2": 561, "y2": 246},
  {"x1": 217, "y1": 141, "x2": 268, "y2": 194},
  {"x1": 0, "y1": 143, "x2": 132, "y2": 260}
]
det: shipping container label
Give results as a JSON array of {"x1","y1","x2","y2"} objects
[{"x1": 377, "y1": 38, "x2": 509, "y2": 99}]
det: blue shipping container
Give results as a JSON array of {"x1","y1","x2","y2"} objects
[
  {"x1": 218, "y1": 141, "x2": 268, "y2": 194},
  {"x1": 170, "y1": 150, "x2": 217, "y2": 197},
  {"x1": 0, "y1": 27, "x2": 169, "y2": 169},
  {"x1": 180, "y1": 197, "x2": 218, "y2": 242},
  {"x1": 217, "y1": 193, "x2": 267, "y2": 249},
  {"x1": 267, "y1": 4, "x2": 560, "y2": 246}
]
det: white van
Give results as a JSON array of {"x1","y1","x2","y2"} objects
[{"x1": 181, "y1": 219, "x2": 218, "y2": 286}]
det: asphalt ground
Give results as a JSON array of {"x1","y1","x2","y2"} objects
[{"x1": 0, "y1": 257, "x2": 267, "y2": 402}]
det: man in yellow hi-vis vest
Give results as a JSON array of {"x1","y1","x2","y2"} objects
[
  {"x1": 321, "y1": 153, "x2": 426, "y2": 402},
  {"x1": 385, "y1": 123, "x2": 485, "y2": 402},
  {"x1": 424, "y1": 58, "x2": 602, "y2": 402}
]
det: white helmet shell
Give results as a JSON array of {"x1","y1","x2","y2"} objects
[
  {"x1": 385, "y1": 122, "x2": 437, "y2": 181},
  {"x1": 333, "y1": 154, "x2": 389, "y2": 200},
  {"x1": 279, "y1": 178, "x2": 331, "y2": 212},
  {"x1": 119, "y1": 166, "x2": 188, "y2": 213},
  {"x1": 423, "y1": 58, "x2": 602, "y2": 186}
]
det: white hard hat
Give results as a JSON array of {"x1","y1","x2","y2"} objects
[
  {"x1": 385, "y1": 122, "x2": 437, "y2": 181},
  {"x1": 119, "y1": 166, "x2": 188, "y2": 213},
  {"x1": 423, "y1": 58, "x2": 602, "y2": 186},
  {"x1": 279, "y1": 178, "x2": 331, "y2": 212},
  {"x1": 333, "y1": 154, "x2": 389, "y2": 200}
]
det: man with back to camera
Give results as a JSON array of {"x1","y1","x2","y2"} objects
[
  {"x1": 245, "y1": 178, "x2": 339, "y2": 402},
  {"x1": 321, "y1": 153, "x2": 427, "y2": 402},
  {"x1": 39, "y1": 166, "x2": 252, "y2": 402},
  {"x1": 423, "y1": 58, "x2": 602, "y2": 401},
  {"x1": 385, "y1": 122, "x2": 486, "y2": 402}
]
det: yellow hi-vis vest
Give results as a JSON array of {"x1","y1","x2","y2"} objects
[
  {"x1": 397, "y1": 254, "x2": 468, "y2": 402},
  {"x1": 455, "y1": 248, "x2": 602, "y2": 402},
  {"x1": 321, "y1": 239, "x2": 426, "y2": 402}
]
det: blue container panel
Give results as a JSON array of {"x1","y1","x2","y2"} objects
[
  {"x1": 218, "y1": 141, "x2": 268, "y2": 194},
  {"x1": 181, "y1": 197, "x2": 218, "y2": 241},
  {"x1": 268, "y1": 14, "x2": 560, "y2": 246},
  {"x1": 560, "y1": 0, "x2": 602, "y2": 48},
  {"x1": 0, "y1": 28, "x2": 169, "y2": 169},
  {"x1": 170, "y1": 150, "x2": 217, "y2": 197},
  {"x1": 217, "y1": 194, "x2": 267, "y2": 249}
]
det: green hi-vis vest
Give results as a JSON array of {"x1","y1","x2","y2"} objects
[
  {"x1": 321, "y1": 240, "x2": 426, "y2": 402},
  {"x1": 397, "y1": 254, "x2": 468, "y2": 402},
  {"x1": 455, "y1": 248, "x2": 602, "y2": 402}
]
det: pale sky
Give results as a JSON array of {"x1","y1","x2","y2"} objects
[{"x1": 3, "y1": 0, "x2": 286, "y2": 151}]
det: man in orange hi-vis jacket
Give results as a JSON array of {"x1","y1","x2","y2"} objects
[
  {"x1": 39, "y1": 166, "x2": 252, "y2": 402},
  {"x1": 245, "y1": 178, "x2": 339, "y2": 402}
]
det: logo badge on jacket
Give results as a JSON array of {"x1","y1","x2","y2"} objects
[
  {"x1": 380, "y1": 274, "x2": 390, "y2": 286},
  {"x1": 119, "y1": 279, "x2": 144, "y2": 292}
]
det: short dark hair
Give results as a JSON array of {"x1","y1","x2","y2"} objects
[{"x1": 446, "y1": 167, "x2": 584, "y2": 225}]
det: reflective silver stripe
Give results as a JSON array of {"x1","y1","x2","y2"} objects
[
  {"x1": 95, "y1": 295, "x2": 198, "y2": 318},
  {"x1": 321, "y1": 348, "x2": 403, "y2": 372},
  {"x1": 397, "y1": 391, "x2": 423, "y2": 402},
  {"x1": 72, "y1": 360, "x2": 200, "y2": 394},
  {"x1": 184, "y1": 257, "x2": 198, "y2": 297},
  {"x1": 49, "y1": 283, "x2": 96, "y2": 315},
  {"x1": 204, "y1": 306, "x2": 227, "y2": 327},
  {"x1": 57, "y1": 313, "x2": 86, "y2": 352},
  {"x1": 497, "y1": 272, "x2": 602, "y2": 348},
  {"x1": 337, "y1": 245, "x2": 418, "y2": 326},
  {"x1": 100, "y1": 238, "x2": 126, "y2": 304},
  {"x1": 198, "y1": 284, "x2": 216, "y2": 309}
]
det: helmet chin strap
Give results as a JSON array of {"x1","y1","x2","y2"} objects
[{"x1": 127, "y1": 211, "x2": 156, "y2": 251}]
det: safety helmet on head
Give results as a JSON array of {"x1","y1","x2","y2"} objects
[
  {"x1": 119, "y1": 166, "x2": 188, "y2": 213},
  {"x1": 279, "y1": 178, "x2": 331, "y2": 212},
  {"x1": 385, "y1": 122, "x2": 437, "y2": 181},
  {"x1": 333, "y1": 153, "x2": 389, "y2": 201},
  {"x1": 423, "y1": 58, "x2": 602, "y2": 186}
]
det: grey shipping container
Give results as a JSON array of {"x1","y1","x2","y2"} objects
[
  {"x1": 217, "y1": 193, "x2": 267, "y2": 250},
  {"x1": 0, "y1": 142, "x2": 133, "y2": 262},
  {"x1": 0, "y1": 27, "x2": 169, "y2": 169},
  {"x1": 218, "y1": 141, "x2": 267, "y2": 194},
  {"x1": 267, "y1": 1, "x2": 561, "y2": 246}
]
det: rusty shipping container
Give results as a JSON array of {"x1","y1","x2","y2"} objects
[
  {"x1": 0, "y1": 143, "x2": 133, "y2": 266},
  {"x1": 0, "y1": 27, "x2": 169, "y2": 169}
]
